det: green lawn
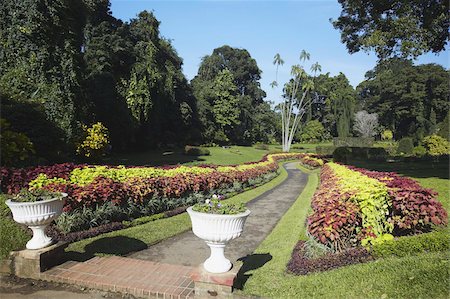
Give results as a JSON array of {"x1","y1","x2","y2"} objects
[
  {"x1": 238, "y1": 163, "x2": 450, "y2": 299},
  {"x1": 101, "y1": 143, "x2": 327, "y2": 166},
  {"x1": 65, "y1": 162, "x2": 291, "y2": 260},
  {"x1": 101, "y1": 145, "x2": 272, "y2": 166}
]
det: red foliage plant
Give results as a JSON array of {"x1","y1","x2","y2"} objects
[
  {"x1": 349, "y1": 166, "x2": 448, "y2": 235},
  {"x1": 307, "y1": 165, "x2": 363, "y2": 251},
  {"x1": 287, "y1": 240, "x2": 373, "y2": 275}
]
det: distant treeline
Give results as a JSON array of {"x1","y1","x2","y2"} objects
[{"x1": 1, "y1": 0, "x2": 448, "y2": 164}]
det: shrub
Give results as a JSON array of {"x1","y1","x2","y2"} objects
[
  {"x1": 287, "y1": 240, "x2": 373, "y2": 275},
  {"x1": 184, "y1": 145, "x2": 211, "y2": 156},
  {"x1": 333, "y1": 147, "x2": 351, "y2": 163},
  {"x1": 0, "y1": 118, "x2": 35, "y2": 166},
  {"x1": 76, "y1": 122, "x2": 110, "y2": 159},
  {"x1": 422, "y1": 134, "x2": 450, "y2": 156},
  {"x1": 333, "y1": 137, "x2": 374, "y2": 147},
  {"x1": 381, "y1": 129, "x2": 394, "y2": 141},
  {"x1": 370, "y1": 229, "x2": 449, "y2": 258},
  {"x1": 412, "y1": 145, "x2": 427, "y2": 157},
  {"x1": 315, "y1": 146, "x2": 335, "y2": 156},
  {"x1": 397, "y1": 137, "x2": 414, "y2": 155},
  {"x1": 367, "y1": 148, "x2": 388, "y2": 161},
  {"x1": 0, "y1": 217, "x2": 30, "y2": 259},
  {"x1": 300, "y1": 120, "x2": 325, "y2": 142}
]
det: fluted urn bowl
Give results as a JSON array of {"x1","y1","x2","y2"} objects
[
  {"x1": 187, "y1": 206, "x2": 251, "y2": 273},
  {"x1": 6, "y1": 193, "x2": 67, "y2": 250}
]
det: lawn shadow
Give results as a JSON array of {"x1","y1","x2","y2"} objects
[
  {"x1": 347, "y1": 159, "x2": 449, "y2": 180},
  {"x1": 102, "y1": 149, "x2": 206, "y2": 166},
  {"x1": 65, "y1": 236, "x2": 147, "y2": 262},
  {"x1": 233, "y1": 253, "x2": 272, "y2": 290}
]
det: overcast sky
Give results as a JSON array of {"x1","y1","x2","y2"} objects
[{"x1": 110, "y1": 0, "x2": 449, "y2": 104}]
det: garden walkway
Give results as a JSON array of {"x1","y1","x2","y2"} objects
[
  {"x1": 128, "y1": 162, "x2": 308, "y2": 266},
  {"x1": 3, "y1": 162, "x2": 307, "y2": 299}
]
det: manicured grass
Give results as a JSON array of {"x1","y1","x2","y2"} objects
[
  {"x1": 65, "y1": 162, "x2": 291, "y2": 259},
  {"x1": 102, "y1": 145, "x2": 272, "y2": 166},
  {"x1": 102, "y1": 144, "x2": 327, "y2": 166},
  {"x1": 239, "y1": 162, "x2": 450, "y2": 299}
]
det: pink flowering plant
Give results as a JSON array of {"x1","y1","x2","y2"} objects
[{"x1": 192, "y1": 194, "x2": 246, "y2": 215}]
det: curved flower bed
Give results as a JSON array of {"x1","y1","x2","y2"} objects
[
  {"x1": 307, "y1": 163, "x2": 447, "y2": 252},
  {"x1": 1, "y1": 153, "x2": 323, "y2": 235}
]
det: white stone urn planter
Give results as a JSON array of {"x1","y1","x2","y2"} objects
[
  {"x1": 6, "y1": 193, "x2": 67, "y2": 250},
  {"x1": 187, "y1": 206, "x2": 251, "y2": 273}
]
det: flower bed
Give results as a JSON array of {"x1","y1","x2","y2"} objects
[
  {"x1": 307, "y1": 163, "x2": 447, "y2": 252},
  {"x1": 1, "y1": 153, "x2": 320, "y2": 235}
]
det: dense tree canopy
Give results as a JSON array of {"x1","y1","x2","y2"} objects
[
  {"x1": 357, "y1": 59, "x2": 449, "y2": 140},
  {"x1": 0, "y1": 0, "x2": 199, "y2": 162},
  {"x1": 192, "y1": 45, "x2": 274, "y2": 145},
  {"x1": 308, "y1": 73, "x2": 356, "y2": 138},
  {"x1": 333, "y1": 0, "x2": 449, "y2": 59}
]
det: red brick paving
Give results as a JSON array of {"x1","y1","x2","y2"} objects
[{"x1": 40, "y1": 256, "x2": 195, "y2": 298}]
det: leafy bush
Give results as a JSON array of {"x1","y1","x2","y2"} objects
[
  {"x1": 0, "y1": 216, "x2": 30, "y2": 259},
  {"x1": 315, "y1": 146, "x2": 335, "y2": 156},
  {"x1": 76, "y1": 122, "x2": 110, "y2": 159},
  {"x1": 333, "y1": 137, "x2": 374, "y2": 147},
  {"x1": 287, "y1": 240, "x2": 373, "y2": 275},
  {"x1": 381, "y1": 129, "x2": 393, "y2": 141},
  {"x1": 300, "y1": 120, "x2": 325, "y2": 142},
  {"x1": 412, "y1": 145, "x2": 427, "y2": 157},
  {"x1": 397, "y1": 137, "x2": 414, "y2": 155},
  {"x1": 370, "y1": 229, "x2": 450, "y2": 258},
  {"x1": 422, "y1": 134, "x2": 450, "y2": 156},
  {"x1": 184, "y1": 145, "x2": 211, "y2": 156},
  {"x1": 0, "y1": 119, "x2": 35, "y2": 166},
  {"x1": 47, "y1": 222, "x2": 124, "y2": 243}
]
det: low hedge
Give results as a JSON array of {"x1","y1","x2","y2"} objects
[
  {"x1": 333, "y1": 137, "x2": 374, "y2": 147},
  {"x1": 370, "y1": 229, "x2": 450, "y2": 258},
  {"x1": 315, "y1": 146, "x2": 335, "y2": 156},
  {"x1": 333, "y1": 147, "x2": 388, "y2": 162}
]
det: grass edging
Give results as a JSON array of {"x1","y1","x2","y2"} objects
[{"x1": 65, "y1": 161, "x2": 292, "y2": 257}]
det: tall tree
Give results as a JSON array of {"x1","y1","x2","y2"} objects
[
  {"x1": 0, "y1": 0, "x2": 86, "y2": 140},
  {"x1": 192, "y1": 45, "x2": 267, "y2": 144},
  {"x1": 357, "y1": 59, "x2": 449, "y2": 140},
  {"x1": 333, "y1": 0, "x2": 449, "y2": 59}
]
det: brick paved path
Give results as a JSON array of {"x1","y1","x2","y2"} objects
[{"x1": 42, "y1": 256, "x2": 194, "y2": 298}]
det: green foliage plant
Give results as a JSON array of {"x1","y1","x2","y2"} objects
[
  {"x1": 422, "y1": 134, "x2": 450, "y2": 156},
  {"x1": 192, "y1": 194, "x2": 246, "y2": 215},
  {"x1": 76, "y1": 122, "x2": 110, "y2": 159},
  {"x1": 397, "y1": 137, "x2": 414, "y2": 155},
  {"x1": 328, "y1": 163, "x2": 393, "y2": 241},
  {"x1": 381, "y1": 129, "x2": 394, "y2": 141},
  {"x1": 8, "y1": 189, "x2": 62, "y2": 203},
  {"x1": 412, "y1": 145, "x2": 427, "y2": 157},
  {"x1": 0, "y1": 119, "x2": 35, "y2": 166},
  {"x1": 300, "y1": 120, "x2": 325, "y2": 142}
]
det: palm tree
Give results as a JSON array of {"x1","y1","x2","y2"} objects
[{"x1": 273, "y1": 53, "x2": 284, "y2": 83}]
